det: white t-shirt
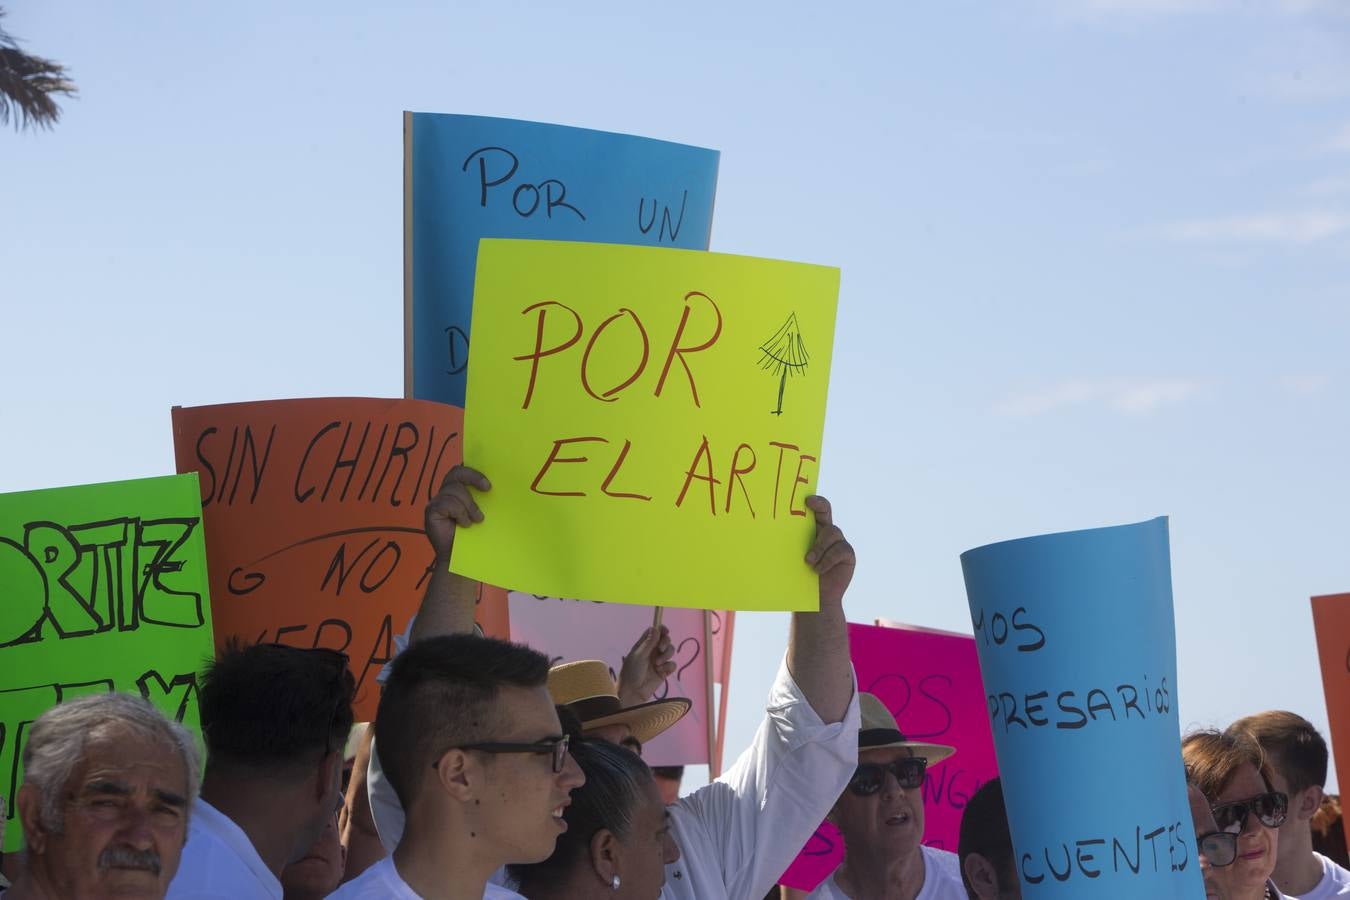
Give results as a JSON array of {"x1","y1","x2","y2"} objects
[
  {"x1": 164, "y1": 799, "x2": 282, "y2": 899},
  {"x1": 1292, "y1": 853, "x2": 1350, "y2": 899},
  {"x1": 327, "y1": 857, "x2": 524, "y2": 899},
  {"x1": 805, "y1": 846, "x2": 966, "y2": 900}
]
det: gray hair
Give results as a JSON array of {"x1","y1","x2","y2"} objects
[{"x1": 22, "y1": 692, "x2": 202, "y2": 834}]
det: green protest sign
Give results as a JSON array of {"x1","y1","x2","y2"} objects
[{"x1": 0, "y1": 474, "x2": 215, "y2": 851}]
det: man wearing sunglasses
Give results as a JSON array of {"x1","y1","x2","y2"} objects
[
  {"x1": 807, "y1": 692, "x2": 965, "y2": 899},
  {"x1": 1230, "y1": 712, "x2": 1350, "y2": 899},
  {"x1": 330, "y1": 633, "x2": 585, "y2": 900}
]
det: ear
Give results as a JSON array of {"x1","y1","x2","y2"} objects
[
  {"x1": 1296, "y1": 785, "x2": 1324, "y2": 822},
  {"x1": 433, "y1": 748, "x2": 476, "y2": 803},
  {"x1": 963, "y1": 852, "x2": 1000, "y2": 900},
  {"x1": 590, "y1": 827, "x2": 620, "y2": 886},
  {"x1": 17, "y1": 783, "x2": 49, "y2": 855}
]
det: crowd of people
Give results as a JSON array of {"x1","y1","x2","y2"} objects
[{"x1": 0, "y1": 465, "x2": 1345, "y2": 899}]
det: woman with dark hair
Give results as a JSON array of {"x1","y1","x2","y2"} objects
[
  {"x1": 511, "y1": 739, "x2": 680, "y2": 900},
  {"x1": 1184, "y1": 729, "x2": 1290, "y2": 900}
]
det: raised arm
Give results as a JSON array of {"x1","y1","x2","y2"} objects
[
  {"x1": 785, "y1": 494, "x2": 855, "y2": 724},
  {"x1": 408, "y1": 465, "x2": 491, "y2": 643}
]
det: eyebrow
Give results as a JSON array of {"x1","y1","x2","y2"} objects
[
  {"x1": 82, "y1": 780, "x2": 187, "y2": 808},
  {"x1": 84, "y1": 780, "x2": 133, "y2": 797}
]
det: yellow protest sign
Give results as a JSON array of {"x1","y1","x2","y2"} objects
[{"x1": 453, "y1": 239, "x2": 839, "y2": 611}]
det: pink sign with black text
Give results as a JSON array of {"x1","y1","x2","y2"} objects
[{"x1": 778, "y1": 620, "x2": 1000, "y2": 891}]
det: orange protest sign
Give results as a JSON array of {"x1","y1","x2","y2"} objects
[
  {"x1": 1312, "y1": 592, "x2": 1350, "y2": 859},
  {"x1": 172, "y1": 398, "x2": 508, "y2": 720}
]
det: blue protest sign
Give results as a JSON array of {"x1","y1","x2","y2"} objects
[
  {"x1": 960, "y1": 517, "x2": 1204, "y2": 899},
  {"x1": 405, "y1": 112, "x2": 720, "y2": 406}
]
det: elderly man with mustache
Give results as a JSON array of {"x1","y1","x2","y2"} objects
[{"x1": 3, "y1": 693, "x2": 200, "y2": 900}]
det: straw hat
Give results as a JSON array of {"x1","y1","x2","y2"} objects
[
  {"x1": 859, "y1": 692, "x2": 956, "y2": 764},
  {"x1": 548, "y1": 660, "x2": 691, "y2": 745}
]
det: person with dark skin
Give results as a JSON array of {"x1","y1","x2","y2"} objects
[{"x1": 510, "y1": 740, "x2": 680, "y2": 900}]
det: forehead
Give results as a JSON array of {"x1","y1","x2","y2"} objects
[
  {"x1": 493, "y1": 684, "x2": 561, "y2": 738},
  {"x1": 1216, "y1": 762, "x2": 1267, "y2": 802},
  {"x1": 73, "y1": 726, "x2": 187, "y2": 792},
  {"x1": 859, "y1": 747, "x2": 915, "y2": 765}
]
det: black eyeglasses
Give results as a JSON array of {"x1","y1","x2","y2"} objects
[
  {"x1": 847, "y1": 757, "x2": 927, "y2": 796},
  {"x1": 1211, "y1": 791, "x2": 1288, "y2": 833},
  {"x1": 441, "y1": 734, "x2": 571, "y2": 773},
  {"x1": 1196, "y1": 830, "x2": 1239, "y2": 867}
]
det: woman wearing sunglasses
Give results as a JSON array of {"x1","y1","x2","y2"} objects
[
  {"x1": 510, "y1": 739, "x2": 680, "y2": 899},
  {"x1": 1184, "y1": 729, "x2": 1290, "y2": 900},
  {"x1": 807, "y1": 693, "x2": 965, "y2": 899}
]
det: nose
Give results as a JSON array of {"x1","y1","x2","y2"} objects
[
  {"x1": 559, "y1": 751, "x2": 586, "y2": 790},
  {"x1": 116, "y1": 806, "x2": 158, "y2": 851},
  {"x1": 663, "y1": 831, "x2": 681, "y2": 866}
]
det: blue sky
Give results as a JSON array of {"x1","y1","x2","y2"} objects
[{"x1": 3, "y1": 0, "x2": 1348, "y2": 792}]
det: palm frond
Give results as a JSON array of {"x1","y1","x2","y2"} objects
[{"x1": 0, "y1": 8, "x2": 76, "y2": 131}]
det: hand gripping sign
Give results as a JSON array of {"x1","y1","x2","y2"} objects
[{"x1": 451, "y1": 239, "x2": 840, "y2": 612}]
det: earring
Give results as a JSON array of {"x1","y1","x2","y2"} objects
[{"x1": 611, "y1": 874, "x2": 621, "y2": 890}]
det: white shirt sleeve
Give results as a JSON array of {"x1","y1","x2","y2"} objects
[{"x1": 669, "y1": 655, "x2": 860, "y2": 899}]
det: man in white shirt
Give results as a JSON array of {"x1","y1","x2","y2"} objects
[
  {"x1": 329, "y1": 634, "x2": 585, "y2": 900},
  {"x1": 4, "y1": 693, "x2": 199, "y2": 900},
  {"x1": 166, "y1": 643, "x2": 355, "y2": 900},
  {"x1": 368, "y1": 465, "x2": 861, "y2": 900},
  {"x1": 1229, "y1": 712, "x2": 1350, "y2": 898},
  {"x1": 807, "y1": 693, "x2": 965, "y2": 900}
]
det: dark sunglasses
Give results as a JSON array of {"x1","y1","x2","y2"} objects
[
  {"x1": 442, "y1": 734, "x2": 571, "y2": 773},
  {"x1": 1196, "y1": 830, "x2": 1238, "y2": 867},
  {"x1": 847, "y1": 757, "x2": 927, "y2": 796},
  {"x1": 1211, "y1": 791, "x2": 1288, "y2": 833}
]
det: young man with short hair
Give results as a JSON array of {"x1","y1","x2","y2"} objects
[
  {"x1": 330, "y1": 634, "x2": 586, "y2": 900},
  {"x1": 1230, "y1": 711, "x2": 1350, "y2": 898},
  {"x1": 167, "y1": 643, "x2": 355, "y2": 899}
]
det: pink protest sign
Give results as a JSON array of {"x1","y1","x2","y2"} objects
[
  {"x1": 778, "y1": 620, "x2": 1000, "y2": 891},
  {"x1": 507, "y1": 593, "x2": 712, "y2": 767}
]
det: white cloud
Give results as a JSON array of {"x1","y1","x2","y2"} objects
[
  {"x1": 1156, "y1": 211, "x2": 1350, "y2": 244},
  {"x1": 997, "y1": 378, "x2": 1206, "y2": 417},
  {"x1": 1277, "y1": 372, "x2": 1331, "y2": 394}
]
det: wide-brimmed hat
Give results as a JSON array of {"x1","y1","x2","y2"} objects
[
  {"x1": 548, "y1": 660, "x2": 691, "y2": 745},
  {"x1": 859, "y1": 692, "x2": 956, "y2": 765}
]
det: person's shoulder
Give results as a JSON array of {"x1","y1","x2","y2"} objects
[
  {"x1": 1329, "y1": 854, "x2": 1350, "y2": 886},
  {"x1": 802, "y1": 873, "x2": 848, "y2": 899},
  {"x1": 920, "y1": 845, "x2": 966, "y2": 898},
  {"x1": 483, "y1": 884, "x2": 528, "y2": 899},
  {"x1": 327, "y1": 858, "x2": 404, "y2": 899},
  {"x1": 922, "y1": 845, "x2": 963, "y2": 877}
]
